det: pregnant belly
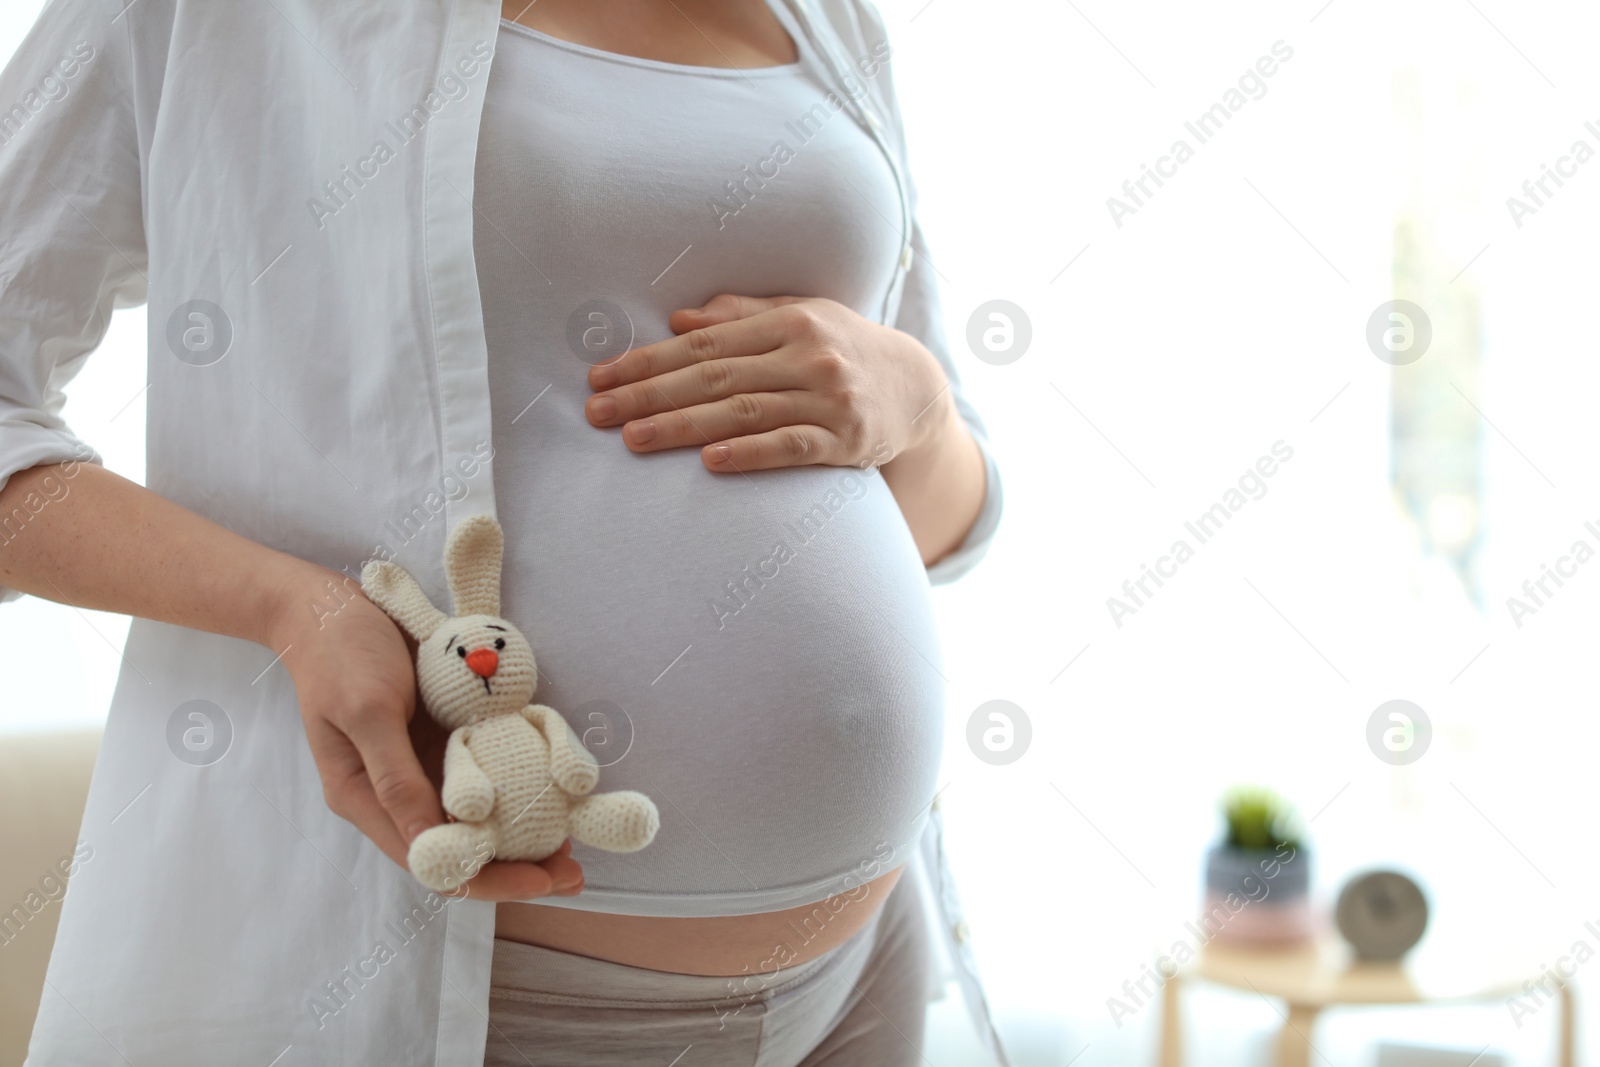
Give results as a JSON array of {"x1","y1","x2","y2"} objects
[{"x1": 488, "y1": 381, "x2": 946, "y2": 928}]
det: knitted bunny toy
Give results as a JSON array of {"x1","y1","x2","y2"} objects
[{"x1": 360, "y1": 513, "x2": 659, "y2": 894}]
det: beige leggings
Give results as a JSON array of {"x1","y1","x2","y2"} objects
[{"x1": 483, "y1": 874, "x2": 931, "y2": 1066}]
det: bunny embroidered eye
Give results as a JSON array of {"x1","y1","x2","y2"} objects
[
  {"x1": 455, "y1": 646, "x2": 466, "y2": 658},
  {"x1": 494, "y1": 638, "x2": 506, "y2": 650}
]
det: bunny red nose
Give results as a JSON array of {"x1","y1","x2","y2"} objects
[{"x1": 464, "y1": 648, "x2": 498, "y2": 678}]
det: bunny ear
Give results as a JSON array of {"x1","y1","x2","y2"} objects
[
  {"x1": 444, "y1": 514, "x2": 503, "y2": 617},
  {"x1": 361, "y1": 559, "x2": 448, "y2": 641}
]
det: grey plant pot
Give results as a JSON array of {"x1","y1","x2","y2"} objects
[{"x1": 1205, "y1": 843, "x2": 1310, "y2": 904}]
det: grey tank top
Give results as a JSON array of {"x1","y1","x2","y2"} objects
[{"x1": 474, "y1": 2, "x2": 944, "y2": 917}]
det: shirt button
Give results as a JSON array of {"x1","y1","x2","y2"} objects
[
  {"x1": 864, "y1": 109, "x2": 884, "y2": 131},
  {"x1": 930, "y1": 792, "x2": 942, "y2": 812},
  {"x1": 953, "y1": 920, "x2": 970, "y2": 943},
  {"x1": 900, "y1": 245, "x2": 914, "y2": 273}
]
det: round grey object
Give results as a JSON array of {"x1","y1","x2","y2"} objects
[
  {"x1": 1366, "y1": 699, "x2": 1431, "y2": 765},
  {"x1": 566, "y1": 299, "x2": 635, "y2": 366},
  {"x1": 166, "y1": 300, "x2": 233, "y2": 367},
  {"x1": 1365, "y1": 299, "x2": 1431, "y2": 366},
  {"x1": 166, "y1": 699, "x2": 234, "y2": 766},
  {"x1": 571, "y1": 699, "x2": 635, "y2": 768},
  {"x1": 966, "y1": 699, "x2": 1031, "y2": 765},
  {"x1": 965, "y1": 300, "x2": 1031, "y2": 366},
  {"x1": 1335, "y1": 869, "x2": 1429, "y2": 961}
]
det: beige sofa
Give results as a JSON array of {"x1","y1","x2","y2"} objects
[{"x1": 0, "y1": 729, "x2": 100, "y2": 1067}]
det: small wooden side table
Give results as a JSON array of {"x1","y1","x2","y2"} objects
[{"x1": 1156, "y1": 932, "x2": 1575, "y2": 1067}]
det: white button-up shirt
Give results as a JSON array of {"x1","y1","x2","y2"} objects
[{"x1": 1, "y1": 1, "x2": 1007, "y2": 1064}]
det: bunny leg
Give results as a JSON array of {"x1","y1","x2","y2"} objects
[
  {"x1": 566, "y1": 791, "x2": 660, "y2": 853},
  {"x1": 407, "y1": 821, "x2": 498, "y2": 894}
]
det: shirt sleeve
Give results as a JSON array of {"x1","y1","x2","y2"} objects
[
  {"x1": 0, "y1": 2, "x2": 148, "y2": 604},
  {"x1": 852, "y1": 1, "x2": 1003, "y2": 586},
  {"x1": 894, "y1": 216, "x2": 1005, "y2": 587}
]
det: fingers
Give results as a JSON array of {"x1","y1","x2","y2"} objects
[
  {"x1": 613, "y1": 390, "x2": 838, "y2": 455},
  {"x1": 587, "y1": 308, "x2": 794, "y2": 392},
  {"x1": 540, "y1": 841, "x2": 586, "y2": 895},
  {"x1": 307, "y1": 715, "x2": 414, "y2": 870},
  {"x1": 703, "y1": 425, "x2": 843, "y2": 472},
  {"x1": 442, "y1": 841, "x2": 586, "y2": 902},
  {"x1": 343, "y1": 702, "x2": 446, "y2": 849},
  {"x1": 445, "y1": 861, "x2": 555, "y2": 901},
  {"x1": 587, "y1": 350, "x2": 813, "y2": 428},
  {"x1": 668, "y1": 293, "x2": 797, "y2": 332}
]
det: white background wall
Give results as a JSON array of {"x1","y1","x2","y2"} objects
[{"x1": 4, "y1": 1, "x2": 1599, "y2": 1064}]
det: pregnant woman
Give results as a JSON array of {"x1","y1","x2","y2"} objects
[{"x1": 0, "y1": 1, "x2": 1004, "y2": 1065}]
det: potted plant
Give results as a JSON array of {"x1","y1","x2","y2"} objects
[{"x1": 1201, "y1": 786, "x2": 1313, "y2": 945}]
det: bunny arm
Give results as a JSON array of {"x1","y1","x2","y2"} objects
[
  {"x1": 522, "y1": 705, "x2": 599, "y2": 796},
  {"x1": 440, "y1": 727, "x2": 496, "y2": 823}
]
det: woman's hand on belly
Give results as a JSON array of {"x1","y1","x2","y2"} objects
[
  {"x1": 583, "y1": 294, "x2": 988, "y2": 565},
  {"x1": 584, "y1": 295, "x2": 947, "y2": 472}
]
